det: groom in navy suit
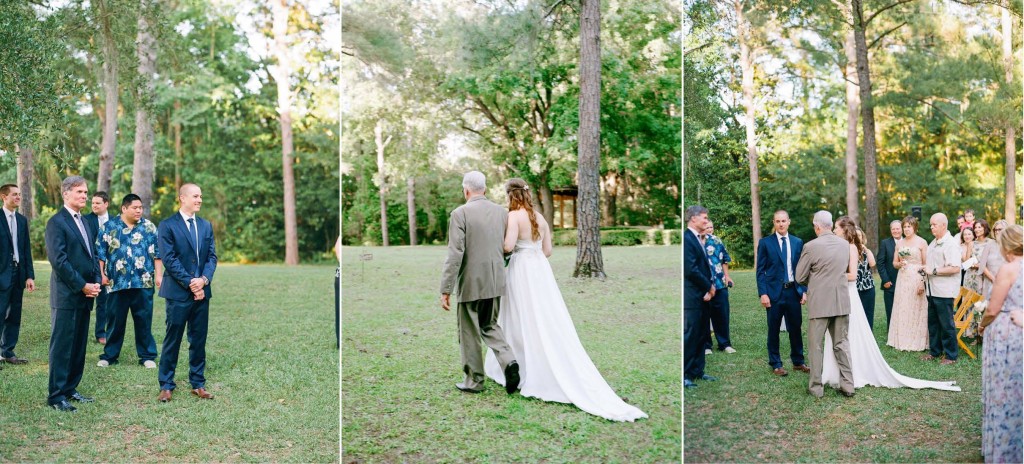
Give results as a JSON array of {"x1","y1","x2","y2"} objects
[
  {"x1": 683, "y1": 205, "x2": 717, "y2": 389},
  {"x1": 756, "y1": 210, "x2": 809, "y2": 377},
  {"x1": 45, "y1": 176, "x2": 102, "y2": 411},
  {"x1": 157, "y1": 183, "x2": 217, "y2": 402}
]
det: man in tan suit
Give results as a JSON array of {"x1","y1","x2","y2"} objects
[
  {"x1": 439, "y1": 171, "x2": 520, "y2": 395},
  {"x1": 795, "y1": 211, "x2": 855, "y2": 398}
]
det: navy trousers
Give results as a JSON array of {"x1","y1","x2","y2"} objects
[
  {"x1": 684, "y1": 305, "x2": 711, "y2": 380},
  {"x1": 704, "y1": 288, "x2": 732, "y2": 350},
  {"x1": 0, "y1": 267, "x2": 26, "y2": 358},
  {"x1": 92, "y1": 286, "x2": 111, "y2": 340},
  {"x1": 99, "y1": 288, "x2": 158, "y2": 364},
  {"x1": 766, "y1": 286, "x2": 805, "y2": 369},
  {"x1": 48, "y1": 305, "x2": 91, "y2": 405},
  {"x1": 158, "y1": 297, "x2": 209, "y2": 391},
  {"x1": 927, "y1": 296, "x2": 958, "y2": 361}
]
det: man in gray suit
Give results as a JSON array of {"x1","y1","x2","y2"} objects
[
  {"x1": 796, "y1": 211, "x2": 854, "y2": 399},
  {"x1": 439, "y1": 171, "x2": 520, "y2": 395}
]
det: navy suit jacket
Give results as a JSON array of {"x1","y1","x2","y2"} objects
[
  {"x1": 684, "y1": 228, "x2": 714, "y2": 309},
  {"x1": 0, "y1": 210, "x2": 35, "y2": 290},
  {"x1": 158, "y1": 212, "x2": 217, "y2": 301},
  {"x1": 45, "y1": 207, "x2": 100, "y2": 309},
  {"x1": 876, "y1": 237, "x2": 898, "y2": 292},
  {"x1": 756, "y1": 232, "x2": 806, "y2": 303}
]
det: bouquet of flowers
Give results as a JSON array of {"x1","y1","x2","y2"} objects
[{"x1": 897, "y1": 247, "x2": 913, "y2": 258}]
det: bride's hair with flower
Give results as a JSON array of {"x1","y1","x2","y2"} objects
[
  {"x1": 836, "y1": 216, "x2": 863, "y2": 256},
  {"x1": 505, "y1": 178, "x2": 540, "y2": 241}
]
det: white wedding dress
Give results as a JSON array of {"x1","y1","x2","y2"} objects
[
  {"x1": 484, "y1": 240, "x2": 648, "y2": 422},
  {"x1": 823, "y1": 281, "x2": 961, "y2": 391}
]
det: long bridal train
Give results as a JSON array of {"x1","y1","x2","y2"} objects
[
  {"x1": 483, "y1": 239, "x2": 648, "y2": 422},
  {"x1": 823, "y1": 281, "x2": 961, "y2": 392}
]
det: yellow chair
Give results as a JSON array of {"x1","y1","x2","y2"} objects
[{"x1": 953, "y1": 287, "x2": 983, "y2": 359}]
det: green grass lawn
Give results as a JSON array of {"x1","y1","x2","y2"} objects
[
  {"x1": 0, "y1": 263, "x2": 339, "y2": 462},
  {"x1": 341, "y1": 245, "x2": 682, "y2": 463},
  {"x1": 684, "y1": 270, "x2": 984, "y2": 463}
]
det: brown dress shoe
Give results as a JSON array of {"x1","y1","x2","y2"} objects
[
  {"x1": 793, "y1": 364, "x2": 810, "y2": 373},
  {"x1": 2, "y1": 356, "x2": 28, "y2": 365},
  {"x1": 158, "y1": 390, "x2": 172, "y2": 402},
  {"x1": 772, "y1": 367, "x2": 788, "y2": 377},
  {"x1": 191, "y1": 388, "x2": 214, "y2": 399}
]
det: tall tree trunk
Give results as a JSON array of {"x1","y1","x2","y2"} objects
[
  {"x1": 844, "y1": 29, "x2": 860, "y2": 224},
  {"x1": 1003, "y1": 7, "x2": 1017, "y2": 224},
  {"x1": 15, "y1": 145, "x2": 34, "y2": 220},
  {"x1": 737, "y1": 0, "x2": 762, "y2": 265},
  {"x1": 97, "y1": 0, "x2": 118, "y2": 194},
  {"x1": 174, "y1": 99, "x2": 182, "y2": 191},
  {"x1": 852, "y1": 0, "x2": 879, "y2": 251},
  {"x1": 273, "y1": 0, "x2": 299, "y2": 264},
  {"x1": 573, "y1": 0, "x2": 605, "y2": 279},
  {"x1": 374, "y1": 120, "x2": 391, "y2": 247},
  {"x1": 132, "y1": 3, "x2": 157, "y2": 217},
  {"x1": 407, "y1": 176, "x2": 417, "y2": 246}
]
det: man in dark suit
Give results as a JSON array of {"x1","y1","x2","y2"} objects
[
  {"x1": 45, "y1": 176, "x2": 102, "y2": 412},
  {"x1": 683, "y1": 205, "x2": 717, "y2": 389},
  {"x1": 876, "y1": 220, "x2": 902, "y2": 331},
  {"x1": 0, "y1": 184, "x2": 35, "y2": 366},
  {"x1": 82, "y1": 191, "x2": 112, "y2": 344},
  {"x1": 755, "y1": 210, "x2": 809, "y2": 377},
  {"x1": 157, "y1": 183, "x2": 217, "y2": 402}
]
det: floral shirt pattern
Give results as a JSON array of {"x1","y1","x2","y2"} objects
[
  {"x1": 704, "y1": 234, "x2": 732, "y2": 290},
  {"x1": 96, "y1": 216, "x2": 160, "y2": 292}
]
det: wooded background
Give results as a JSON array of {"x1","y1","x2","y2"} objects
[
  {"x1": 685, "y1": 0, "x2": 1023, "y2": 268},
  {"x1": 1, "y1": 0, "x2": 340, "y2": 264},
  {"x1": 341, "y1": 0, "x2": 682, "y2": 250}
]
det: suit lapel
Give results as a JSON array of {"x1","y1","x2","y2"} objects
[
  {"x1": 177, "y1": 214, "x2": 199, "y2": 258},
  {"x1": 62, "y1": 209, "x2": 91, "y2": 254}
]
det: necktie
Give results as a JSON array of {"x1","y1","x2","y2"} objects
[
  {"x1": 8, "y1": 213, "x2": 17, "y2": 264},
  {"x1": 188, "y1": 218, "x2": 200, "y2": 264},
  {"x1": 781, "y1": 235, "x2": 791, "y2": 281},
  {"x1": 73, "y1": 213, "x2": 91, "y2": 257}
]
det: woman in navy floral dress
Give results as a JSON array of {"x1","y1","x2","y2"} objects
[{"x1": 979, "y1": 224, "x2": 1023, "y2": 463}]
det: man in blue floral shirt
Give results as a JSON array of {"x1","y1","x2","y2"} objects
[
  {"x1": 703, "y1": 220, "x2": 736, "y2": 354},
  {"x1": 96, "y1": 194, "x2": 163, "y2": 368}
]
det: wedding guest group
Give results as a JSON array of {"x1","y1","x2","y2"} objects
[{"x1": 0, "y1": 177, "x2": 221, "y2": 412}]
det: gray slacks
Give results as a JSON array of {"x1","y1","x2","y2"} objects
[
  {"x1": 807, "y1": 315, "x2": 854, "y2": 397},
  {"x1": 457, "y1": 297, "x2": 514, "y2": 390}
]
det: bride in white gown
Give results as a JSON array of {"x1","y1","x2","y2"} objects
[
  {"x1": 483, "y1": 178, "x2": 647, "y2": 422},
  {"x1": 822, "y1": 217, "x2": 960, "y2": 392}
]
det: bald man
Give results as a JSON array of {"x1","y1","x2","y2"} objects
[
  {"x1": 157, "y1": 184, "x2": 218, "y2": 402},
  {"x1": 923, "y1": 213, "x2": 961, "y2": 365}
]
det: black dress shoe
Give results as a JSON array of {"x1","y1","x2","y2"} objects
[
  {"x1": 504, "y1": 361, "x2": 521, "y2": 395},
  {"x1": 51, "y1": 400, "x2": 77, "y2": 412},
  {"x1": 69, "y1": 392, "x2": 95, "y2": 403}
]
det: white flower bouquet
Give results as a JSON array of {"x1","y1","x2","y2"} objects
[{"x1": 897, "y1": 246, "x2": 912, "y2": 258}]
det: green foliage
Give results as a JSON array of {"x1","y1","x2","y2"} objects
[
  {"x1": 29, "y1": 207, "x2": 57, "y2": 261},
  {"x1": 17, "y1": 1, "x2": 340, "y2": 262}
]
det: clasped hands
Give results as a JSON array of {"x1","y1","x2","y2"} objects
[
  {"x1": 81, "y1": 283, "x2": 101, "y2": 298},
  {"x1": 189, "y1": 277, "x2": 206, "y2": 300}
]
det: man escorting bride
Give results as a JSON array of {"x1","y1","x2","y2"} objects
[
  {"x1": 441, "y1": 171, "x2": 646, "y2": 422},
  {"x1": 798, "y1": 211, "x2": 960, "y2": 397}
]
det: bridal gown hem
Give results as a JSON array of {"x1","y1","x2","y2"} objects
[
  {"x1": 823, "y1": 281, "x2": 960, "y2": 391},
  {"x1": 484, "y1": 239, "x2": 648, "y2": 422}
]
